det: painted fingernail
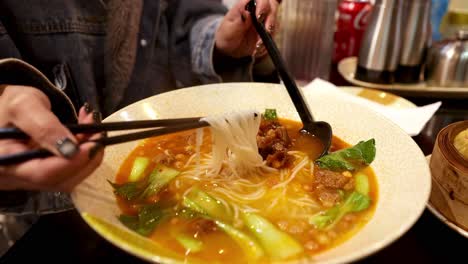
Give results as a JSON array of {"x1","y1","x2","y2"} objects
[
  {"x1": 88, "y1": 143, "x2": 104, "y2": 160},
  {"x1": 56, "y1": 137, "x2": 79, "y2": 158},
  {"x1": 92, "y1": 111, "x2": 107, "y2": 138},
  {"x1": 92, "y1": 111, "x2": 102, "y2": 124},
  {"x1": 258, "y1": 13, "x2": 265, "y2": 23},
  {"x1": 84, "y1": 102, "x2": 93, "y2": 114},
  {"x1": 240, "y1": 13, "x2": 246, "y2": 22}
]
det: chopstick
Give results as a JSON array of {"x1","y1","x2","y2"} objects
[
  {"x1": 0, "y1": 120, "x2": 209, "y2": 166},
  {"x1": 0, "y1": 117, "x2": 205, "y2": 140},
  {"x1": 246, "y1": 0, "x2": 315, "y2": 124}
]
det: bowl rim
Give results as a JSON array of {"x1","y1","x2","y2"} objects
[{"x1": 72, "y1": 82, "x2": 432, "y2": 264}]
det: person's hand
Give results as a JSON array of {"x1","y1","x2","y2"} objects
[
  {"x1": 0, "y1": 85, "x2": 104, "y2": 192},
  {"x1": 215, "y1": 0, "x2": 280, "y2": 58}
]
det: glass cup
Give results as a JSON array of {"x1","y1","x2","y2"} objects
[{"x1": 276, "y1": 0, "x2": 338, "y2": 84}]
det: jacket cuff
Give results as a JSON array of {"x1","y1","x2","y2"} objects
[
  {"x1": 0, "y1": 58, "x2": 76, "y2": 215},
  {"x1": 191, "y1": 14, "x2": 281, "y2": 84},
  {"x1": 191, "y1": 15, "x2": 224, "y2": 83}
]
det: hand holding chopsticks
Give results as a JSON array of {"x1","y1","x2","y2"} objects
[
  {"x1": 0, "y1": 117, "x2": 208, "y2": 166},
  {"x1": 0, "y1": 85, "x2": 209, "y2": 192}
]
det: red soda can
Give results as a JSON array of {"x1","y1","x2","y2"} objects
[{"x1": 332, "y1": 0, "x2": 372, "y2": 64}]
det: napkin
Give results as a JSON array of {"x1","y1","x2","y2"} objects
[{"x1": 304, "y1": 79, "x2": 441, "y2": 136}]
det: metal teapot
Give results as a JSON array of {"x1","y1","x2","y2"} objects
[{"x1": 425, "y1": 30, "x2": 468, "y2": 87}]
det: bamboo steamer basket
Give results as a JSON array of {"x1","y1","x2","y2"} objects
[{"x1": 430, "y1": 121, "x2": 468, "y2": 230}]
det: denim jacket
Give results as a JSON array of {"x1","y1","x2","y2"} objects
[
  {"x1": 0, "y1": 0, "x2": 275, "y2": 215},
  {"x1": 0, "y1": 0, "x2": 258, "y2": 116}
]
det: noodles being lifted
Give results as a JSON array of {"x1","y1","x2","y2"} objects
[
  {"x1": 201, "y1": 110, "x2": 273, "y2": 177},
  {"x1": 111, "y1": 109, "x2": 378, "y2": 263}
]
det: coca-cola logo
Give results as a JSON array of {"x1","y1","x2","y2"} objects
[
  {"x1": 339, "y1": 13, "x2": 352, "y2": 22},
  {"x1": 353, "y1": 6, "x2": 371, "y2": 30}
]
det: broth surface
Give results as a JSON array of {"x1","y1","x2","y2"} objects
[{"x1": 115, "y1": 119, "x2": 378, "y2": 263}]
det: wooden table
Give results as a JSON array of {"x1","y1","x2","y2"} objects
[{"x1": 1, "y1": 95, "x2": 467, "y2": 264}]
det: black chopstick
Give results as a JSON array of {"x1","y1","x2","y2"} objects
[
  {"x1": 0, "y1": 121, "x2": 209, "y2": 166},
  {"x1": 246, "y1": 0, "x2": 316, "y2": 125},
  {"x1": 0, "y1": 117, "x2": 205, "y2": 140}
]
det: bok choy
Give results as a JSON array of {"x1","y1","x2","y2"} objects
[
  {"x1": 309, "y1": 191, "x2": 371, "y2": 230},
  {"x1": 354, "y1": 172, "x2": 370, "y2": 196},
  {"x1": 316, "y1": 139, "x2": 376, "y2": 171},
  {"x1": 174, "y1": 232, "x2": 203, "y2": 253},
  {"x1": 183, "y1": 188, "x2": 232, "y2": 222},
  {"x1": 242, "y1": 213, "x2": 304, "y2": 260},
  {"x1": 182, "y1": 189, "x2": 265, "y2": 261},
  {"x1": 128, "y1": 157, "x2": 150, "y2": 182},
  {"x1": 310, "y1": 170, "x2": 371, "y2": 230},
  {"x1": 119, "y1": 204, "x2": 170, "y2": 236},
  {"x1": 109, "y1": 164, "x2": 180, "y2": 201}
]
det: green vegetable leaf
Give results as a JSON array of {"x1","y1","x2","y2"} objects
[
  {"x1": 118, "y1": 214, "x2": 140, "y2": 231},
  {"x1": 309, "y1": 191, "x2": 371, "y2": 230},
  {"x1": 182, "y1": 192, "x2": 265, "y2": 261},
  {"x1": 242, "y1": 212, "x2": 303, "y2": 260},
  {"x1": 342, "y1": 191, "x2": 371, "y2": 213},
  {"x1": 129, "y1": 157, "x2": 150, "y2": 182},
  {"x1": 109, "y1": 164, "x2": 180, "y2": 201},
  {"x1": 354, "y1": 172, "x2": 370, "y2": 196},
  {"x1": 108, "y1": 180, "x2": 144, "y2": 201},
  {"x1": 309, "y1": 207, "x2": 340, "y2": 229},
  {"x1": 215, "y1": 219, "x2": 265, "y2": 261},
  {"x1": 176, "y1": 208, "x2": 199, "y2": 220},
  {"x1": 140, "y1": 164, "x2": 180, "y2": 198},
  {"x1": 174, "y1": 233, "x2": 204, "y2": 252},
  {"x1": 316, "y1": 139, "x2": 376, "y2": 171},
  {"x1": 119, "y1": 204, "x2": 169, "y2": 236},
  {"x1": 263, "y1": 109, "x2": 278, "y2": 121},
  {"x1": 184, "y1": 188, "x2": 232, "y2": 222}
]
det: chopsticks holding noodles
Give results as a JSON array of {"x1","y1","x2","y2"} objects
[{"x1": 0, "y1": 117, "x2": 209, "y2": 166}]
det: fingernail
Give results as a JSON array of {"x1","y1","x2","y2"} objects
[
  {"x1": 84, "y1": 102, "x2": 93, "y2": 114},
  {"x1": 258, "y1": 13, "x2": 265, "y2": 23},
  {"x1": 88, "y1": 143, "x2": 103, "y2": 160},
  {"x1": 245, "y1": 1, "x2": 254, "y2": 11},
  {"x1": 92, "y1": 111, "x2": 102, "y2": 124},
  {"x1": 240, "y1": 13, "x2": 246, "y2": 22},
  {"x1": 56, "y1": 137, "x2": 79, "y2": 158},
  {"x1": 92, "y1": 111, "x2": 107, "y2": 138}
]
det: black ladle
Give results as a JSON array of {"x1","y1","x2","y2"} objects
[{"x1": 246, "y1": 0, "x2": 332, "y2": 157}]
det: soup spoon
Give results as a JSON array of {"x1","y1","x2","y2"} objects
[{"x1": 246, "y1": 0, "x2": 332, "y2": 157}]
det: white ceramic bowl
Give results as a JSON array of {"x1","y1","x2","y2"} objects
[{"x1": 72, "y1": 82, "x2": 431, "y2": 264}]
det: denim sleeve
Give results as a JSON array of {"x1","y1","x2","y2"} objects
[
  {"x1": 190, "y1": 15, "x2": 254, "y2": 83},
  {"x1": 0, "y1": 191, "x2": 74, "y2": 216},
  {"x1": 0, "y1": 59, "x2": 77, "y2": 216}
]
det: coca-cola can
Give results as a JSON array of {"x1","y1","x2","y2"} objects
[{"x1": 332, "y1": 0, "x2": 372, "y2": 63}]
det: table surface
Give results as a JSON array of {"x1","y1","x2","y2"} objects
[{"x1": 1, "y1": 92, "x2": 468, "y2": 264}]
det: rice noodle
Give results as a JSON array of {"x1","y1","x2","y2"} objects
[
  {"x1": 212, "y1": 186, "x2": 267, "y2": 203},
  {"x1": 201, "y1": 111, "x2": 270, "y2": 177},
  {"x1": 195, "y1": 128, "x2": 203, "y2": 176},
  {"x1": 272, "y1": 156, "x2": 309, "y2": 189},
  {"x1": 170, "y1": 111, "x2": 324, "y2": 224},
  {"x1": 183, "y1": 153, "x2": 197, "y2": 168}
]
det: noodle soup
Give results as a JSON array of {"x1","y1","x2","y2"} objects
[{"x1": 111, "y1": 112, "x2": 377, "y2": 263}]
